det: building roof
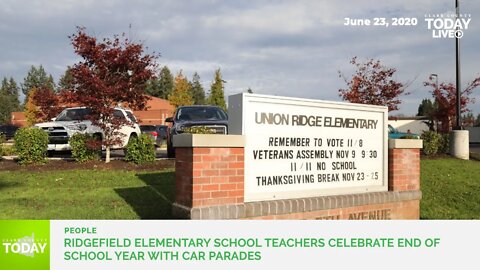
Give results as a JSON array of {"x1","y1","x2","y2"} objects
[{"x1": 144, "y1": 96, "x2": 175, "y2": 111}]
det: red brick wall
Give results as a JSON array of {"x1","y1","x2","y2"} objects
[
  {"x1": 175, "y1": 147, "x2": 244, "y2": 208},
  {"x1": 244, "y1": 200, "x2": 419, "y2": 220},
  {"x1": 174, "y1": 142, "x2": 422, "y2": 220},
  {"x1": 388, "y1": 148, "x2": 420, "y2": 191}
]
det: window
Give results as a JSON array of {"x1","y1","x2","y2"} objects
[
  {"x1": 125, "y1": 111, "x2": 137, "y2": 123},
  {"x1": 56, "y1": 108, "x2": 91, "y2": 121},
  {"x1": 176, "y1": 107, "x2": 227, "y2": 121},
  {"x1": 113, "y1": 110, "x2": 126, "y2": 120}
]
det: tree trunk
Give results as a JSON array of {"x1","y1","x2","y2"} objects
[{"x1": 105, "y1": 145, "x2": 111, "y2": 163}]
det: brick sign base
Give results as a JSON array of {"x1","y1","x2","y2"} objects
[{"x1": 172, "y1": 134, "x2": 423, "y2": 220}]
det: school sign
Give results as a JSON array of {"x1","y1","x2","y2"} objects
[
  {"x1": 228, "y1": 93, "x2": 388, "y2": 202},
  {"x1": 173, "y1": 93, "x2": 421, "y2": 220}
]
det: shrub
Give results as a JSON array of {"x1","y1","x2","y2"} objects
[
  {"x1": 421, "y1": 131, "x2": 442, "y2": 156},
  {"x1": 438, "y1": 133, "x2": 450, "y2": 154},
  {"x1": 183, "y1": 126, "x2": 215, "y2": 134},
  {"x1": 69, "y1": 133, "x2": 101, "y2": 162},
  {"x1": 1, "y1": 145, "x2": 16, "y2": 156},
  {"x1": 0, "y1": 134, "x2": 4, "y2": 159},
  {"x1": 399, "y1": 135, "x2": 418, "y2": 139},
  {"x1": 14, "y1": 127, "x2": 49, "y2": 164},
  {"x1": 124, "y1": 134, "x2": 155, "y2": 164}
]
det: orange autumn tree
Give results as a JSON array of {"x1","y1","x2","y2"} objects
[
  {"x1": 168, "y1": 71, "x2": 193, "y2": 108},
  {"x1": 24, "y1": 88, "x2": 40, "y2": 126}
]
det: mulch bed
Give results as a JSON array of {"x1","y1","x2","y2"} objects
[{"x1": 0, "y1": 159, "x2": 175, "y2": 172}]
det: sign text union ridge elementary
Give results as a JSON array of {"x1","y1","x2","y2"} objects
[{"x1": 255, "y1": 112, "x2": 378, "y2": 129}]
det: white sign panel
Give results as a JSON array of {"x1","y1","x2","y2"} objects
[{"x1": 228, "y1": 93, "x2": 388, "y2": 202}]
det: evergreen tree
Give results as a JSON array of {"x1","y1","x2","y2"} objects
[
  {"x1": 145, "y1": 66, "x2": 174, "y2": 99},
  {"x1": 145, "y1": 77, "x2": 161, "y2": 97},
  {"x1": 191, "y1": 72, "x2": 206, "y2": 105},
  {"x1": 0, "y1": 77, "x2": 20, "y2": 124},
  {"x1": 475, "y1": 114, "x2": 480, "y2": 127},
  {"x1": 208, "y1": 69, "x2": 226, "y2": 110},
  {"x1": 7, "y1": 77, "x2": 20, "y2": 110},
  {"x1": 416, "y1": 98, "x2": 437, "y2": 131},
  {"x1": 417, "y1": 99, "x2": 434, "y2": 116},
  {"x1": 21, "y1": 65, "x2": 55, "y2": 97},
  {"x1": 0, "y1": 94, "x2": 9, "y2": 124},
  {"x1": 57, "y1": 67, "x2": 74, "y2": 92},
  {"x1": 168, "y1": 71, "x2": 193, "y2": 108}
]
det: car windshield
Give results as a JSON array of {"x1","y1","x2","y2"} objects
[
  {"x1": 176, "y1": 107, "x2": 227, "y2": 121},
  {"x1": 125, "y1": 111, "x2": 137, "y2": 123},
  {"x1": 56, "y1": 108, "x2": 91, "y2": 121},
  {"x1": 388, "y1": 125, "x2": 397, "y2": 133}
]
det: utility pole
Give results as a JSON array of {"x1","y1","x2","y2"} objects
[
  {"x1": 455, "y1": 0, "x2": 461, "y2": 130},
  {"x1": 450, "y1": 0, "x2": 469, "y2": 160}
]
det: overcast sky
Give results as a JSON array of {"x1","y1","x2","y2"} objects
[{"x1": 1, "y1": 0, "x2": 479, "y2": 115}]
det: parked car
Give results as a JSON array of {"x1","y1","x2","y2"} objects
[
  {"x1": 155, "y1": 125, "x2": 168, "y2": 146},
  {"x1": 388, "y1": 124, "x2": 420, "y2": 139},
  {"x1": 140, "y1": 125, "x2": 158, "y2": 144},
  {"x1": 0, "y1": 124, "x2": 19, "y2": 140},
  {"x1": 34, "y1": 107, "x2": 141, "y2": 152},
  {"x1": 165, "y1": 105, "x2": 228, "y2": 158}
]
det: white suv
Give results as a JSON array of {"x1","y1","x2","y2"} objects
[{"x1": 35, "y1": 107, "x2": 141, "y2": 152}]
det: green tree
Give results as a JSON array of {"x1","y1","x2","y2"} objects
[
  {"x1": 21, "y1": 65, "x2": 55, "y2": 98},
  {"x1": 191, "y1": 72, "x2": 206, "y2": 105},
  {"x1": 168, "y1": 71, "x2": 193, "y2": 108},
  {"x1": 208, "y1": 68, "x2": 226, "y2": 110},
  {"x1": 417, "y1": 99, "x2": 434, "y2": 116},
  {"x1": 247, "y1": 87, "x2": 253, "y2": 94},
  {"x1": 0, "y1": 77, "x2": 20, "y2": 124},
  {"x1": 145, "y1": 66, "x2": 174, "y2": 99},
  {"x1": 57, "y1": 67, "x2": 74, "y2": 92},
  {"x1": 417, "y1": 98, "x2": 437, "y2": 131}
]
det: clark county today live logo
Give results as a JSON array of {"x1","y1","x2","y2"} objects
[
  {"x1": 0, "y1": 220, "x2": 50, "y2": 270},
  {"x1": 2, "y1": 233, "x2": 48, "y2": 257},
  {"x1": 425, "y1": 12, "x2": 471, "y2": 38}
]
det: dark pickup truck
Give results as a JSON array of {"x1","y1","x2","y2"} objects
[{"x1": 165, "y1": 105, "x2": 228, "y2": 158}]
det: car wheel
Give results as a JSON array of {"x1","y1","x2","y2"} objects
[{"x1": 167, "y1": 141, "x2": 175, "y2": 158}]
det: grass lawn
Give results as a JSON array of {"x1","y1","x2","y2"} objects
[
  {"x1": 421, "y1": 157, "x2": 480, "y2": 219},
  {"x1": 0, "y1": 169, "x2": 175, "y2": 219},
  {"x1": 0, "y1": 157, "x2": 479, "y2": 219}
]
